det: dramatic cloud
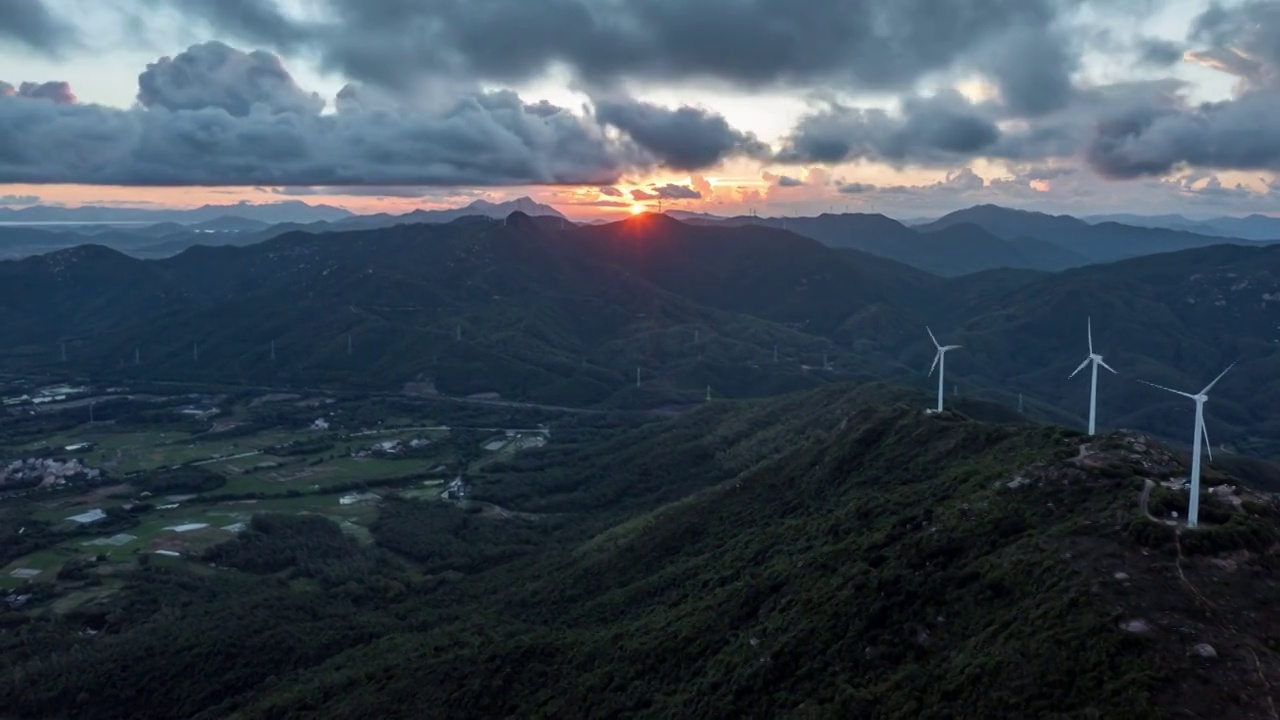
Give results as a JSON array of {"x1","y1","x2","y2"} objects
[
  {"x1": 974, "y1": 25, "x2": 1078, "y2": 116},
  {"x1": 0, "y1": 43, "x2": 702, "y2": 187},
  {"x1": 597, "y1": 186, "x2": 624, "y2": 197},
  {"x1": 137, "y1": 41, "x2": 324, "y2": 116},
  {"x1": 777, "y1": 91, "x2": 1003, "y2": 166},
  {"x1": 630, "y1": 184, "x2": 702, "y2": 201},
  {"x1": 1086, "y1": 2, "x2": 1280, "y2": 178},
  {"x1": 594, "y1": 97, "x2": 769, "y2": 171},
  {"x1": 156, "y1": 0, "x2": 1076, "y2": 96},
  {"x1": 0, "y1": 0, "x2": 75, "y2": 54}
]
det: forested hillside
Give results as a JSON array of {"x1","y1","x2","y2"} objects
[{"x1": 1, "y1": 384, "x2": 1277, "y2": 719}]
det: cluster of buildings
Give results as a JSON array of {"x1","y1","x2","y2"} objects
[
  {"x1": 0, "y1": 456, "x2": 101, "y2": 489},
  {"x1": 352, "y1": 438, "x2": 433, "y2": 458},
  {"x1": 2, "y1": 384, "x2": 90, "y2": 408}
]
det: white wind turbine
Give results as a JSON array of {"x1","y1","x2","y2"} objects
[
  {"x1": 1139, "y1": 363, "x2": 1234, "y2": 529},
  {"x1": 926, "y1": 327, "x2": 961, "y2": 414},
  {"x1": 1068, "y1": 317, "x2": 1117, "y2": 435}
]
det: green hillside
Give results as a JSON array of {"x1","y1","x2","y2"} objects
[{"x1": 1, "y1": 384, "x2": 1276, "y2": 719}]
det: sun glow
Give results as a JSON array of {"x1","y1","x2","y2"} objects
[{"x1": 629, "y1": 203, "x2": 646, "y2": 215}]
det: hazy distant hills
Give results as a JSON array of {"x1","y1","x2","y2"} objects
[
  {"x1": 688, "y1": 212, "x2": 1092, "y2": 275},
  {"x1": 1, "y1": 199, "x2": 1273, "y2": 279},
  {"x1": 1085, "y1": 212, "x2": 1280, "y2": 241},
  {"x1": 915, "y1": 204, "x2": 1264, "y2": 264},
  {"x1": 2, "y1": 212, "x2": 1279, "y2": 458},
  {"x1": 0, "y1": 196, "x2": 561, "y2": 228},
  {"x1": 0, "y1": 199, "x2": 354, "y2": 225},
  {"x1": 0, "y1": 197, "x2": 567, "y2": 260}
]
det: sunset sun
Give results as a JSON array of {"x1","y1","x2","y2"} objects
[{"x1": 629, "y1": 203, "x2": 646, "y2": 215}]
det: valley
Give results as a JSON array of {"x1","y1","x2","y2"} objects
[{"x1": 0, "y1": 383, "x2": 576, "y2": 588}]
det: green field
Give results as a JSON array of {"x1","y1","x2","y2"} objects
[
  {"x1": 0, "y1": 392, "x2": 560, "y2": 591},
  {"x1": 1, "y1": 489, "x2": 398, "y2": 588}
]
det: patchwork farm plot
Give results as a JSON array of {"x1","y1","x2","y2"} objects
[{"x1": 0, "y1": 389, "x2": 557, "y2": 589}]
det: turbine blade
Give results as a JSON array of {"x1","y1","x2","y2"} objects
[
  {"x1": 1138, "y1": 379, "x2": 1196, "y2": 399},
  {"x1": 943, "y1": 344, "x2": 962, "y2": 351},
  {"x1": 928, "y1": 350, "x2": 940, "y2": 377},
  {"x1": 1201, "y1": 419, "x2": 1213, "y2": 462},
  {"x1": 1087, "y1": 316, "x2": 1093, "y2": 355},
  {"x1": 1069, "y1": 356, "x2": 1090, "y2": 379},
  {"x1": 1098, "y1": 358, "x2": 1118, "y2": 374},
  {"x1": 1200, "y1": 362, "x2": 1236, "y2": 395},
  {"x1": 926, "y1": 326, "x2": 940, "y2": 349}
]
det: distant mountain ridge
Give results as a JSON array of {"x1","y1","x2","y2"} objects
[
  {"x1": 1085, "y1": 212, "x2": 1280, "y2": 241},
  {"x1": 1, "y1": 200, "x2": 1275, "y2": 278},
  {"x1": 0, "y1": 200, "x2": 354, "y2": 225},
  {"x1": 0, "y1": 196, "x2": 562, "y2": 228}
]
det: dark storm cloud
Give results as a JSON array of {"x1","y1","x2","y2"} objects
[
  {"x1": 774, "y1": 175, "x2": 805, "y2": 187},
  {"x1": 1135, "y1": 37, "x2": 1184, "y2": 67},
  {"x1": 975, "y1": 26, "x2": 1078, "y2": 116},
  {"x1": 593, "y1": 97, "x2": 769, "y2": 171},
  {"x1": 137, "y1": 41, "x2": 324, "y2": 116},
  {"x1": 1085, "y1": 2, "x2": 1280, "y2": 178},
  {"x1": 1085, "y1": 93, "x2": 1280, "y2": 178},
  {"x1": 0, "y1": 44, "x2": 645, "y2": 187},
  {"x1": 597, "y1": 186, "x2": 624, "y2": 197},
  {"x1": 158, "y1": 0, "x2": 1073, "y2": 96},
  {"x1": 0, "y1": 0, "x2": 76, "y2": 54},
  {"x1": 155, "y1": 0, "x2": 311, "y2": 51},
  {"x1": 630, "y1": 184, "x2": 702, "y2": 201},
  {"x1": 776, "y1": 91, "x2": 1002, "y2": 166},
  {"x1": 836, "y1": 182, "x2": 875, "y2": 194}
]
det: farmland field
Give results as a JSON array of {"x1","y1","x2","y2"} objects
[{"x1": 0, "y1": 389, "x2": 560, "y2": 589}]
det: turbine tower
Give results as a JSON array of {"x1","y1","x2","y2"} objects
[
  {"x1": 1068, "y1": 317, "x2": 1117, "y2": 435},
  {"x1": 1139, "y1": 363, "x2": 1234, "y2": 528},
  {"x1": 926, "y1": 327, "x2": 961, "y2": 414}
]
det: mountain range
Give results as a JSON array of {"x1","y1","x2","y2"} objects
[
  {"x1": 0, "y1": 196, "x2": 565, "y2": 228},
  {"x1": 1085, "y1": 212, "x2": 1280, "y2": 241},
  {"x1": 0, "y1": 200, "x2": 355, "y2": 225},
  {"x1": 2, "y1": 211, "x2": 1279, "y2": 460},
  {"x1": 2, "y1": 201, "x2": 1274, "y2": 281}
]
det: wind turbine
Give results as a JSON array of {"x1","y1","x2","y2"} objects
[
  {"x1": 926, "y1": 327, "x2": 960, "y2": 414},
  {"x1": 1139, "y1": 363, "x2": 1234, "y2": 529},
  {"x1": 1068, "y1": 317, "x2": 1117, "y2": 435}
]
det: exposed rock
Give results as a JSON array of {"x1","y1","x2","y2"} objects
[
  {"x1": 1121, "y1": 619, "x2": 1152, "y2": 634},
  {"x1": 1114, "y1": 572, "x2": 1131, "y2": 581},
  {"x1": 1192, "y1": 643, "x2": 1218, "y2": 659}
]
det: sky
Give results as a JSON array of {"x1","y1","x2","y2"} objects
[{"x1": 1, "y1": 0, "x2": 1278, "y2": 221}]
